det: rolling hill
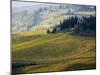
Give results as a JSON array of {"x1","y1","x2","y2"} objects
[
  {"x1": 12, "y1": 1, "x2": 96, "y2": 74},
  {"x1": 12, "y1": 2, "x2": 96, "y2": 33},
  {"x1": 12, "y1": 32, "x2": 96, "y2": 74}
]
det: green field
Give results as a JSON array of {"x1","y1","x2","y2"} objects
[{"x1": 12, "y1": 31, "x2": 96, "y2": 74}]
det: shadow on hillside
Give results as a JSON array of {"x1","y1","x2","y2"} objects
[{"x1": 64, "y1": 63, "x2": 96, "y2": 71}]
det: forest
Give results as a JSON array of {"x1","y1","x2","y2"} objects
[{"x1": 47, "y1": 15, "x2": 96, "y2": 36}]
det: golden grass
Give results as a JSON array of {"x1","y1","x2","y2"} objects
[
  {"x1": 12, "y1": 32, "x2": 96, "y2": 74},
  {"x1": 76, "y1": 11, "x2": 96, "y2": 15},
  {"x1": 15, "y1": 30, "x2": 47, "y2": 36}
]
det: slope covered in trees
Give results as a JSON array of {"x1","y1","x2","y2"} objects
[{"x1": 47, "y1": 15, "x2": 96, "y2": 36}]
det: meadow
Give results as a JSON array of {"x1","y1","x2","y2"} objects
[{"x1": 12, "y1": 30, "x2": 96, "y2": 74}]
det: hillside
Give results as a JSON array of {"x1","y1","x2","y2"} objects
[
  {"x1": 12, "y1": 2, "x2": 96, "y2": 33},
  {"x1": 12, "y1": 32, "x2": 96, "y2": 74},
  {"x1": 12, "y1": 1, "x2": 96, "y2": 74}
]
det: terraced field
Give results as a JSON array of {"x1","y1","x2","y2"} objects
[{"x1": 12, "y1": 31, "x2": 96, "y2": 74}]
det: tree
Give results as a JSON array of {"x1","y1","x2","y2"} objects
[
  {"x1": 60, "y1": 16, "x2": 78, "y2": 30},
  {"x1": 47, "y1": 15, "x2": 96, "y2": 36},
  {"x1": 74, "y1": 15, "x2": 96, "y2": 36}
]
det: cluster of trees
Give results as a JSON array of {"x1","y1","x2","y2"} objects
[
  {"x1": 47, "y1": 15, "x2": 96, "y2": 36},
  {"x1": 74, "y1": 15, "x2": 96, "y2": 36},
  {"x1": 60, "y1": 16, "x2": 78, "y2": 30},
  {"x1": 47, "y1": 25, "x2": 61, "y2": 34}
]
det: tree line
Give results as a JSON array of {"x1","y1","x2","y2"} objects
[{"x1": 47, "y1": 15, "x2": 96, "y2": 36}]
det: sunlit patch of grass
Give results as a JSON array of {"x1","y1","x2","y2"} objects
[
  {"x1": 75, "y1": 11, "x2": 96, "y2": 15},
  {"x1": 15, "y1": 30, "x2": 47, "y2": 36}
]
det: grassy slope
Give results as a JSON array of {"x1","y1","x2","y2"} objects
[
  {"x1": 75, "y1": 11, "x2": 96, "y2": 15},
  {"x1": 12, "y1": 31, "x2": 96, "y2": 74}
]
